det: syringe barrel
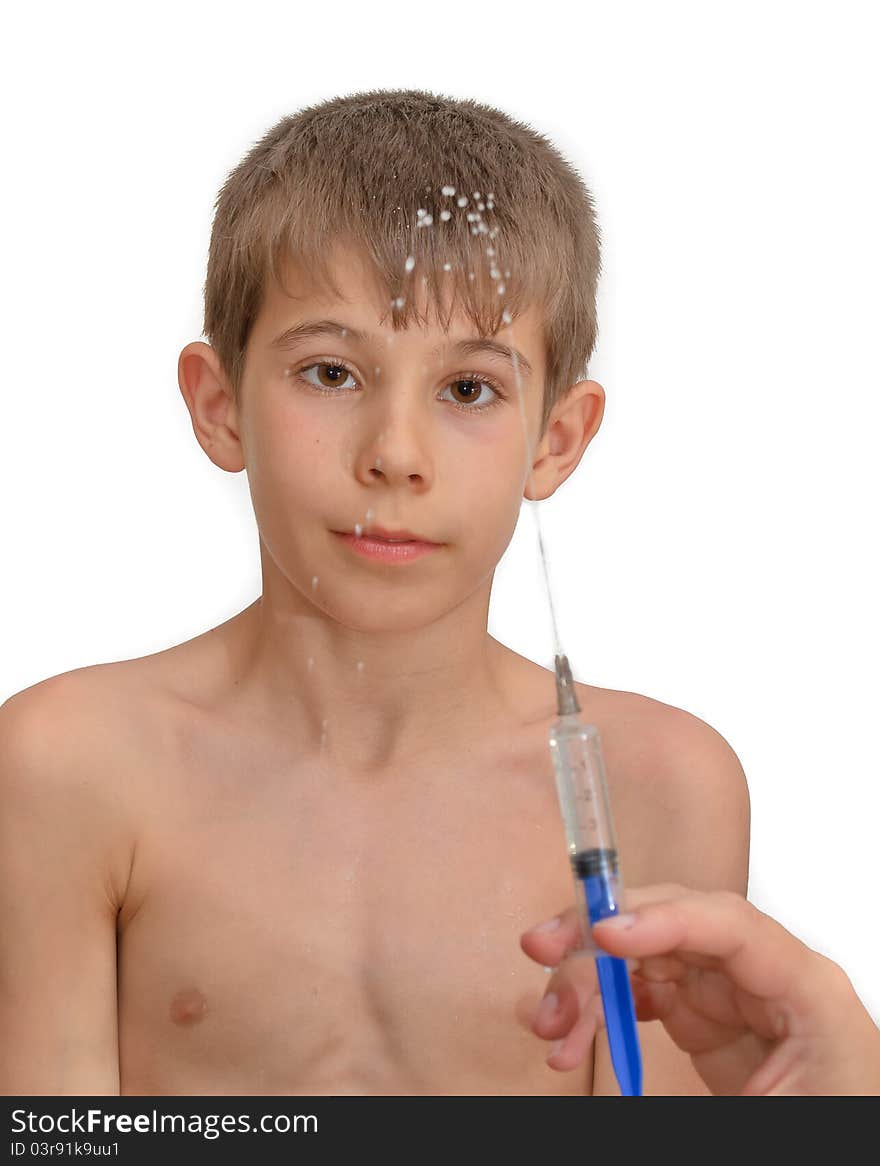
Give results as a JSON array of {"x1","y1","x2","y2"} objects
[{"x1": 549, "y1": 712, "x2": 627, "y2": 949}]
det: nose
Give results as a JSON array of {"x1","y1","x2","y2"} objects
[{"x1": 353, "y1": 397, "x2": 434, "y2": 490}]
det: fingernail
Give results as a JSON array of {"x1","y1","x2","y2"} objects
[
  {"x1": 535, "y1": 992, "x2": 559, "y2": 1026},
  {"x1": 533, "y1": 915, "x2": 562, "y2": 932},
  {"x1": 596, "y1": 912, "x2": 637, "y2": 929}
]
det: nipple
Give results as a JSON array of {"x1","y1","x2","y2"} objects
[{"x1": 169, "y1": 986, "x2": 209, "y2": 1026}]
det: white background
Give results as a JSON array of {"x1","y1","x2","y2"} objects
[{"x1": 3, "y1": 1, "x2": 878, "y2": 1030}]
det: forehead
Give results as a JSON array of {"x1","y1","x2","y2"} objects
[{"x1": 255, "y1": 242, "x2": 547, "y2": 359}]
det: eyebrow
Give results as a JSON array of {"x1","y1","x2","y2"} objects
[{"x1": 269, "y1": 318, "x2": 534, "y2": 379}]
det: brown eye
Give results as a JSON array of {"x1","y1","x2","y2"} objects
[
  {"x1": 444, "y1": 378, "x2": 500, "y2": 410},
  {"x1": 299, "y1": 362, "x2": 357, "y2": 391}
]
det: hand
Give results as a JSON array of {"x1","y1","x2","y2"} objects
[{"x1": 521, "y1": 883, "x2": 880, "y2": 1095}]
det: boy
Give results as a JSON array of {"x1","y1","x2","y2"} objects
[{"x1": 0, "y1": 89, "x2": 749, "y2": 1095}]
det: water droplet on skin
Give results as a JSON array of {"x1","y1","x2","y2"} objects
[
  {"x1": 354, "y1": 522, "x2": 363, "y2": 537},
  {"x1": 393, "y1": 296, "x2": 405, "y2": 309},
  {"x1": 376, "y1": 455, "x2": 383, "y2": 469},
  {"x1": 404, "y1": 255, "x2": 415, "y2": 273},
  {"x1": 441, "y1": 185, "x2": 456, "y2": 196},
  {"x1": 311, "y1": 575, "x2": 319, "y2": 590},
  {"x1": 497, "y1": 284, "x2": 506, "y2": 295},
  {"x1": 439, "y1": 209, "x2": 451, "y2": 221},
  {"x1": 356, "y1": 660, "x2": 364, "y2": 674},
  {"x1": 468, "y1": 271, "x2": 475, "y2": 280},
  {"x1": 307, "y1": 656, "x2": 314, "y2": 672},
  {"x1": 340, "y1": 328, "x2": 347, "y2": 337},
  {"x1": 456, "y1": 196, "x2": 468, "y2": 207},
  {"x1": 374, "y1": 366, "x2": 381, "y2": 375},
  {"x1": 365, "y1": 507, "x2": 375, "y2": 521},
  {"x1": 501, "y1": 310, "x2": 513, "y2": 325},
  {"x1": 505, "y1": 269, "x2": 511, "y2": 277}
]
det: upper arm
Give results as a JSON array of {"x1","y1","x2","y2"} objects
[
  {"x1": 592, "y1": 699, "x2": 752, "y2": 1095},
  {"x1": 0, "y1": 677, "x2": 126, "y2": 1094}
]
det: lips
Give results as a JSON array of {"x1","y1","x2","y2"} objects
[{"x1": 356, "y1": 526, "x2": 438, "y2": 544}]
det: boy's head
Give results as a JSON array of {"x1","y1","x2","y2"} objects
[
  {"x1": 179, "y1": 90, "x2": 605, "y2": 633},
  {"x1": 196, "y1": 88, "x2": 602, "y2": 441}
]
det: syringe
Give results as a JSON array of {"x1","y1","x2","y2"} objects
[{"x1": 548, "y1": 654, "x2": 643, "y2": 1097}]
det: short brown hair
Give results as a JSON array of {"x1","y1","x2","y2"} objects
[{"x1": 202, "y1": 89, "x2": 602, "y2": 435}]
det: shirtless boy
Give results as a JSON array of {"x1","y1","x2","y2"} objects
[{"x1": 0, "y1": 89, "x2": 749, "y2": 1095}]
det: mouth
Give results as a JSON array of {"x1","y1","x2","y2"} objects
[
  {"x1": 331, "y1": 527, "x2": 443, "y2": 562},
  {"x1": 362, "y1": 526, "x2": 438, "y2": 544}
]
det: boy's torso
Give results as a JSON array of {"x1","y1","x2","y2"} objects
[{"x1": 86, "y1": 615, "x2": 664, "y2": 1096}]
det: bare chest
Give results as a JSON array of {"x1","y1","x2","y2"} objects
[{"x1": 117, "y1": 725, "x2": 597, "y2": 1095}]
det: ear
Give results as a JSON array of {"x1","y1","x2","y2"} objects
[
  {"x1": 177, "y1": 342, "x2": 245, "y2": 473},
  {"x1": 524, "y1": 380, "x2": 605, "y2": 501}
]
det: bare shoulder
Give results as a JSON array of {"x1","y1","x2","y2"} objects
[
  {"x1": 574, "y1": 681, "x2": 751, "y2": 894},
  {"x1": 1, "y1": 664, "x2": 149, "y2": 909}
]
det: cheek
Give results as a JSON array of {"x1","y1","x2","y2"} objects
[{"x1": 247, "y1": 405, "x2": 330, "y2": 512}]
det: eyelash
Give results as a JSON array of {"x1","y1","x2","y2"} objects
[{"x1": 289, "y1": 358, "x2": 506, "y2": 414}]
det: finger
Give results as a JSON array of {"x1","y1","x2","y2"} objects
[
  {"x1": 591, "y1": 890, "x2": 825, "y2": 1012},
  {"x1": 546, "y1": 992, "x2": 606, "y2": 1072},
  {"x1": 533, "y1": 950, "x2": 601, "y2": 1042},
  {"x1": 520, "y1": 882, "x2": 694, "y2": 964},
  {"x1": 520, "y1": 905, "x2": 587, "y2": 967}
]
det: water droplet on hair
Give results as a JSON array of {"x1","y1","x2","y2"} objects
[
  {"x1": 487, "y1": 247, "x2": 495, "y2": 257},
  {"x1": 487, "y1": 192, "x2": 495, "y2": 201},
  {"x1": 404, "y1": 255, "x2": 415, "y2": 273},
  {"x1": 497, "y1": 284, "x2": 506, "y2": 295},
  {"x1": 490, "y1": 268, "x2": 500, "y2": 280},
  {"x1": 473, "y1": 191, "x2": 481, "y2": 199},
  {"x1": 456, "y1": 196, "x2": 468, "y2": 208},
  {"x1": 486, "y1": 201, "x2": 494, "y2": 210},
  {"x1": 466, "y1": 212, "x2": 479, "y2": 222},
  {"x1": 442, "y1": 262, "x2": 452, "y2": 271},
  {"x1": 468, "y1": 271, "x2": 475, "y2": 280},
  {"x1": 416, "y1": 214, "x2": 433, "y2": 227},
  {"x1": 416, "y1": 208, "x2": 427, "y2": 218},
  {"x1": 439, "y1": 209, "x2": 451, "y2": 221},
  {"x1": 501, "y1": 309, "x2": 513, "y2": 325},
  {"x1": 441, "y1": 185, "x2": 456, "y2": 196},
  {"x1": 393, "y1": 296, "x2": 405, "y2": 309},
  {"x1": 477, "y1": 202, "x2": 485, "y2": 211}
]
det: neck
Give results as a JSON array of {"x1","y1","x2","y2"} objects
[{"x1": 224, "y1": 586, "x2": 519, "y2": 774}]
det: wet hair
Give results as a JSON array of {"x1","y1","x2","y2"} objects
[{"x1": 202, "y1": 88, "x2": 602, "y2": 436}]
